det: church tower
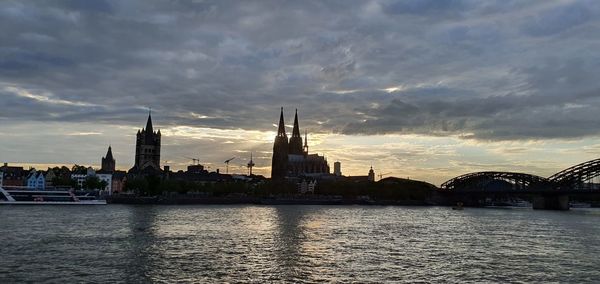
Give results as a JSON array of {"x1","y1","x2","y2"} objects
[
  {"x1": 131, "y1": 111, "x2": 161, "y2": 173},
  {"x1": 368, "y1": 166, "x2": 375, "y2": 182},
  {"x1": 101, "y1": 145, "x2": 115, "y2": 173},
  {"x1": 271, "y1": 107, "x2": 289, "y2": 179},
  {"x1": 288, "y1": 109, "x2": 304, "y2": 155}
]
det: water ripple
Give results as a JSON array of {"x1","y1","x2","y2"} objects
[{"x1": 1, "y1": 205, "x2": 600, "y2": 283}]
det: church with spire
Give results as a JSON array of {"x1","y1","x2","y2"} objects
[
  {"x1": 129, "y1": 110, "x2": 162, "y2": 174},
  {"x1": 101, "y1": 145, "x2": 115, "y2": 173},
  {"x1": 271, "y1": 108, "x2": 330, "y2": 179}
]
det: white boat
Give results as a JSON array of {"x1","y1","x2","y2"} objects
[
  {"x1": 0, "y1": 186, "x2": 107, "y2": 205},
  {"x1": 570, "y1": 202, "x2": 591, "y2": 208}
]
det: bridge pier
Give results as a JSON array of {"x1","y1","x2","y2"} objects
[{"x1": 532, "y1": 194, "x2": 569, "y2": 210}]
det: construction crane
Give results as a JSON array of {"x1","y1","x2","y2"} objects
[
  {"x1": 378, "y1": 172, "x2": 392, "y2": 180},
  {"x1": 224, "y1": 157, "x2": 236, "y2": 174},
  {"x1": 184, "y1": 156, "x2": 200, "y2": 165},
  {"x1": 247, "y1": 153, "x2": 255, "y2": 176}
]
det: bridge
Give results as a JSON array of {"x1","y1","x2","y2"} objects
[
  {"x1": 440, "y1": 158, "x2": 600, "y2": 210},
  {"x1": 548, "y1": 158, "x2": 600, "y2": 190}
]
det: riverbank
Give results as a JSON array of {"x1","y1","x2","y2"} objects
[{"x1": 107, "y1": 195, "x2": 432, "y2": 206}]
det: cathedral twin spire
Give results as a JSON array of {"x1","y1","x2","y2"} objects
[
  {"x1": 276, "y1": 107, "x2": 308, "y2": 156},
  {"x1": 292, "y1": 109, "x2": 301, "y2": 138},
  {"x1": 272, "y1": 107, "x2": 327, "y2": 179}
]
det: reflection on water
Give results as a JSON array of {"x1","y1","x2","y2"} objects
[
  {"x1": 124, "y1": 206, "x2": 157, "y2": 283},
  {"x1": 1, "y1": 205, "x2": 600, "y2": 283}
]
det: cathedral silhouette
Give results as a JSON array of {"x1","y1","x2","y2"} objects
[{"x1": 271, "y1": 108, "x2": 330, "y2": 179}]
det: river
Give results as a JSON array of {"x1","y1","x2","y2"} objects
[{"x1": 1, "y1": 205, "x2": 599, "y2": 283}]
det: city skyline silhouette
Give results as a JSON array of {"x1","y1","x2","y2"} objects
[{"x1": 2, "y1": 1, "x2": 600, "y2": 185}]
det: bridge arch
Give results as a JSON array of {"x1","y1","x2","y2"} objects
[
  {"x1": 549, "y1": 158, "x2": 600, "y2": 189},
  {"x1": 440, "y1": 171, "x2": 551, "y2": 192}
]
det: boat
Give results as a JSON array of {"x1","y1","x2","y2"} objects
[
  {"x1": 452, "y1": 202, "x2": 464, "y2": 210},
  {"x1": 487, "y1": 199, "x2": 531, "y2": 208},
  {"x1": 0, "y1": 186, "x2": 107, "y2": 205},
  {"x1": 570, "y1": 202, "x2": 591, "y2": 208}
]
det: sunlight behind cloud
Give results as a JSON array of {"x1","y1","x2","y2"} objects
[{"x1": 4, "y1": 85, "x2": 98, "y2": 107}]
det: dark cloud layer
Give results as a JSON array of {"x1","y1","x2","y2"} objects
[{"x1": 2, "y1": 0, "x2": 600, "y2": 140}]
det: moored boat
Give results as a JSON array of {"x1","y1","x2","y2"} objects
[{"x1": 0, "y1": 186, "x2": 106, "y2": 205}]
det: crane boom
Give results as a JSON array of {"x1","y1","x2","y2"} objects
[
  {"x1": 378, "y1": 172, "x2": 392, "y2": 179},
  {"x1": 184, "y1": 156, "x2": 201, "y2": 165},
  {"x1": 224, "y1": 157, "x2": 236, "y2": 174}
]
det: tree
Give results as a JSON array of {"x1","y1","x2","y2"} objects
[
  {"x1": 71, "y1": 164, "x2": 87, "y2": 174},
  {"x1": 124, "y1": 177, "x2": 149, "y2": 195},
  {"x1": 52, "y1": 176, "x2": 77, "y2": 188},
  {"x1": 82, "y1": 176, "x2": 102, "y2": 190},
  {"x1": 99, "y1": 180, "x2": 108, "y2": 191}
]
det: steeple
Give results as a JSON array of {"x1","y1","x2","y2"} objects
[
  {"x1": 272, "y1": 107, "x2": 289, "y2": 179},
  {"x1": 101, "y1": 145, "x2": 116, "y2": 173},
  {"x1": 105, "y1": 145, "x2": 114, "y2": 161},
  {"x1": 145, "y1": 108, "x2": 153, "y2": 133},
  {"x1": 292, "y1": 109, "x2": 301, "y2": 138},
  {"x1": 277, "y1": 107, "x2": 287, "y2": 137},
  {"x1": 303, "y1": 130, "x2": 309, "y2": 155},
  {"x1": 288, "y1": 109, "x2": 303, "y2": 155}
]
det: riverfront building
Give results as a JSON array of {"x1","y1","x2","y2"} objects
[
  {"x1": 72, "y1": 167, "x2": 113, "y2": 194},
  {"x1": 271, "y1": 108, "x2": 330, "y2": 179},
  {"x1": 0, "y1": 163, "x2": 28, "y2": 187},
  {"x1": 26, "y1": 170, "x2": 45, "y2": 190}
]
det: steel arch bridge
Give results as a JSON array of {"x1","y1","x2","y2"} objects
[
  {"x1": 548, "y1": 158, "x2": 600, "y2": 189},
  {"x1": 440, "y1": 171, "x2": 552, "y2": 192}
]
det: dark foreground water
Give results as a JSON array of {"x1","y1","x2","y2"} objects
[{"x1": 1, "y1": 205, "x2": 600, "y2": 283}]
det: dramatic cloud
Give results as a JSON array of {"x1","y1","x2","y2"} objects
[{"x1": 2, "y1": 0, "x2": 600, "y2": 183}]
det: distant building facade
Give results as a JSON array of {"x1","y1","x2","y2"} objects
[
  {"x1": 334, "y1": 161, "x2": 341, "y2": 176},
  {"x1": 72, "y1": 167, "x2": 112, "y2": 194},
  {"x1": 97, "y1": 173, "x2": 112, "y2": 194},
  {"x1": 71, "y1": 167, "x2": 94, "y2": 188},
  {"x1": 0, "y1": 163, "x2": 27, "y2": 186},
  {"x1": 45, "y1": 169, "x2": 56, "y2": 187},
  {"x1": 129, "y1": 112, "x2": 161, "y2": 174},
  {"x1": 111, "y1": 171, "x2": 127, "y2": 194},
  {"x1": 298, "y1": 179, "x2": 317, "y2": 194},
  {"x1": 271, "y1": 108, "x2": 330, "y2": 179},
  {"x1": 187, "y1": 165, "x2": 205, "y2": 174},
  {"x1": 26, "y1": 170, "x2": 45, "y2": 190}
]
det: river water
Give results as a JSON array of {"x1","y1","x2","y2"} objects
[{"x1": 1, "y1": 205, "x2": 599, "y2": 283}]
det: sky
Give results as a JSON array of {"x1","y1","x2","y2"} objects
[{"x1": 2, "y1": 0, "x2": 600, "y2": 185}]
